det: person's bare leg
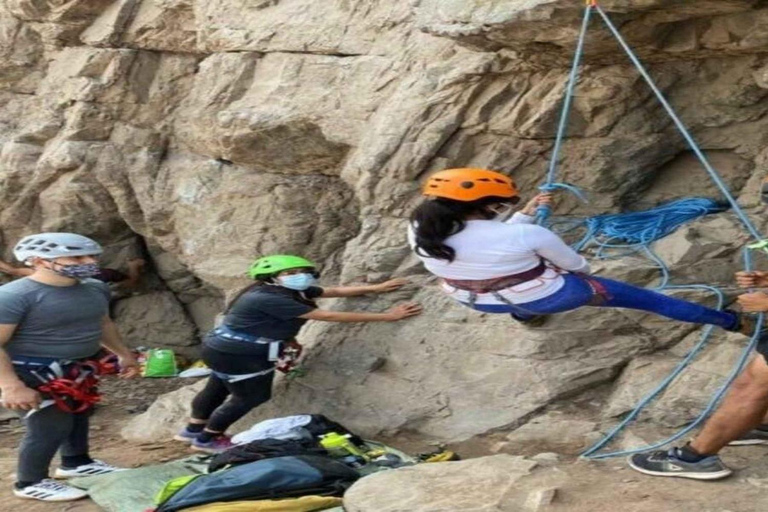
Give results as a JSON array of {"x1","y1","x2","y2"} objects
[{"x1": 689, "y1": 355, "x2": 768, "y2": 455}]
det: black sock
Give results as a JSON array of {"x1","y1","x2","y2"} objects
[
  {"x1": 186, "y1": 423, "x2": 205, "y2": 433},
  {"x1": 197, "y1": 431, "x2": 218, "y2": 443},
  {"x1": 677, "y1": 444, "x2": 707, "y2": 463},
  {"x1": 756, "y1": 424, "x2": 768, "y2": 432},
  {"x1": 15, "y1": 480, "x2": 38, "y2": 490},
  {"x1": 61, "y1": 454, "x2": 94, "y2": 469}
]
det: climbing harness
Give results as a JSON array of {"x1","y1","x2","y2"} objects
[
  {"x1": 12, "y1": 353, "x2": 119, "y2": 415},
  {"x1": 443, "y1": 260, "x2": 548, "y2": 294},
  {"x1": 537, "y1": 1, "x2": 768, "y2": 459},
  {"x1": 212, "y1": 326, "x2": 303, "y2": 374}
]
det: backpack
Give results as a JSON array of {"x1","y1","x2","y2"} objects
[
  {"x1": 154, "y1": 455, "x2": 359, "y2": 512},
  {"x1": 208, "y1": 438, "x2": 327, "y2": 473}
]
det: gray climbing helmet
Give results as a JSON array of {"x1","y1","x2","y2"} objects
[{"x1": 13, "y1": 233, "x2": 103, "y2": 263}]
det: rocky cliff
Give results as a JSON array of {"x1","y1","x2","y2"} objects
[{"x1": 3, "y1": 0, "x2": 768, "y2": 446}]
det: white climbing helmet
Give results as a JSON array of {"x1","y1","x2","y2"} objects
[{"x1": 13, "y1": 233, "x2": 103, "y2": 263}]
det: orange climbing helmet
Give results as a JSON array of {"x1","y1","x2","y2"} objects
[{"x1": 422, "y1": 168, "x2": 519, "y2": 202}]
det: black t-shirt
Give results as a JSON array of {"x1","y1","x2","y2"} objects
[{"x1": 206, "y1": 285, "x2": 323, "y2": 355}]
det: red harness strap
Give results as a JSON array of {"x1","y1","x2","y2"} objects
[
  {"x1": 36, "y1": 354, "x2": 120, "y2": 414},
  {"x1": 275, "y1": 340, "x2": 303, "y2": 374}
]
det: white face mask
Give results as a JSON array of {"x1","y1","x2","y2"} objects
[
  {"x1": 487, "y1": 204, "x2": 515, "y2": 222},
  {"x1": 277, "y1": 273, "x2": 317, "y2": 291}
]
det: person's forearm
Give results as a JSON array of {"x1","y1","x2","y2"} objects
[
  {"x1": 0, "y1": 261, "x2": 33, "y2": 277},
  {"x1": 322, "y1": 285, "x2": 379, "y2": 298},
  {"x1": 0, "y1": 348, "x2": 24, "y2": 389},
  {"x1": 304, "y1": 310, "x2": 394, "y2": 322},
  {"x1": 100, "y1": 318, "x2": 133, "y2": 357}
]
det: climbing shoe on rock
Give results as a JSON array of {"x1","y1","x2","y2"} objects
[
  {"x1": 627, "y1": 447, "x2": 732, "y2": 480},
  {"x1": 54, "y1": 460, "x2": 125, "y2": 479},
  {"x1": 13, "y1": 479, "x2": 88, "y2": 501},
  {"x1": 728, "y1": 426, "x2": 768, "y2": 446},
  {"x1": 191, "y1": 435, "x2": 233, "y2": 454}
]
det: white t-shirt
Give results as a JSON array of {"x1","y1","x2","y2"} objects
[{"x1": 408, "y1": 213, "x2": 590, "y2": 305}]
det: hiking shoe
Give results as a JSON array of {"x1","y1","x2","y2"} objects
[
  {"x1": 173, "y1": 427, "x2": 203, "y2": 443},
  {"x1": 54, "y1": 459, "x2": 125, "y2": 479},
  {"x1": 728, "y1": 427, "x2": 768, "y2": 446},
  {"x1": 13, "y1": 479, "x2": 88, "y2": 501},
  {"x1": 627, "y1": 448, "x2": 732, "y2": 480},
  {"x1": 191, "y1": 435, "x2": 233, "y2": 454}
]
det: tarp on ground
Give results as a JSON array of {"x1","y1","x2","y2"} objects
[
  {"x1": 69, "y1": 456, "x2": 210, "y2": 512},
  {"x1": 68, "y1": 441, "x2": 413, "y2": 512}
]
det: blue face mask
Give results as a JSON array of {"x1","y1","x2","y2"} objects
[{"x1": 278, "y1": 273, "x2": 316, "y2": 291}]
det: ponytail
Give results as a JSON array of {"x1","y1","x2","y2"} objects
[{"x1": 410, "y1": 196, "x2": 517, "y2": 262}]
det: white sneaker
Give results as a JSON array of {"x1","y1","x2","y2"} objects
[
  {"x1": 54, "y1": 459, "x2": 125, "y2": 479},
  {"x1": 13, "y1": 479, "x2": 88, "y2": 501}
]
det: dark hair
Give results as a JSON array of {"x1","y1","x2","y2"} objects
[{"x1": 410, "y1": 196, "x2": 518, "y2": 261}]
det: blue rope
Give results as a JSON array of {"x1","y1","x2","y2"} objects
[
  {"x1": 533, "y1": 3, "x2": 767, "y2": 459},
  {"x1": 593, "y1": 5, "x2": 763, "y2": 242},
  {"x1": 536, "y1": 4, "x2": 593, "y2": 223},
  {"x1": 581, "y1": 247, "x2": 764, "y2": 459}
]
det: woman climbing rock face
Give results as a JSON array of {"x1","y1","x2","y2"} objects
[
  {"x1": 176, "y1": 254, "x2": 421, "y2": 453},
  {"x1": 408, "y1": 168, "x2": 756, "y2": 333}
]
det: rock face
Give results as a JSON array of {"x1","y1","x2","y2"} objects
[
  {"x1": 343, "y1": 455, "x2": 539, "y2": 512},
  {"x1": 2, "y1": 1, "x2": 768, "y2": 446}
]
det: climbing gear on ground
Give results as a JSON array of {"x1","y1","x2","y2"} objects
[
  {"x1": 13, "y1": 233, "x2": 103, "y2": 263},
  {"x1": 154, "y1": 455, "x2": 359, "y2": 512},
  {"x1": 142, "y1": 349, "x2": 178, "y2": 378},
  {"x1": 12, "y1": 354, "x2": 119, "y2": 415},
  {"x1": 422, "y1": 168, "x2": 519, "y2": 202},
  {"x1": 248, "y1": 255, "x2": 318, "y2": 280},
  {"x1": 319, "y1": 432, "x2": 368, "y2": 460},
  {"x1": 538, "y1": 1, "x2": 767, "y2": 460},
  {"x1": 277, "y1": 273, "x2": 317, "y2": 291},
  {"x1": 417, "y1": 450, "x2": 460, "y2": 463},
  {"x1": 208, "y1": 438, "x2": 327, "y2": 472},
  {"x1": 231, "y1": 414, "x2": 364, "y2": 447},
  {"x1": 154, "y1": 475, "x2": 202, "y2": 506},
  {"x1": 443, "y1": 260, "x2": 548, "y2": 294}
]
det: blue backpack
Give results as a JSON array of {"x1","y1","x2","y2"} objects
[{"x1": 155, "y1": 455, "x2": 359, "y2": 511}]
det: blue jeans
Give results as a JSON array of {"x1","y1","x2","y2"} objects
[{"x1": 469, "y1": 274, "x2": 738, "y2": 330}]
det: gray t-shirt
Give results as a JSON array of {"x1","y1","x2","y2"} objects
[{"x1": 0, "y1": 278, "x2": 110, "y2": 359}]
